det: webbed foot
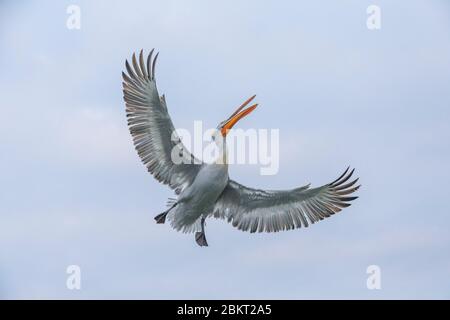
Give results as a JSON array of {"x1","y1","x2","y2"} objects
[
  {"x1": 195, "y1": 232, "x2": 208, "y2": 247},
  {"x1": 154, "y1": 212, "x2": 168, "y2": 224}
]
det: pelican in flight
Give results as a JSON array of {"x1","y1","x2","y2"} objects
[{"x1": 122, "y1": 49, "x2": 360, "y2": 247}]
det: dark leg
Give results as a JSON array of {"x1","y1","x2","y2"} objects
[
  {"x1": 154, "y1": 202, "x2": 177, "y2": 224},
  {"x1": 195, "y1": 217, "x2": 208, "y2": 247}
]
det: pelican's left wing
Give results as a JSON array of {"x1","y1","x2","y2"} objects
[
  {"x1": 211, "y1": 168, "x2": 360, "y2": 233},
  {"x1": 122, "y1": 50, "x2": 203, "y2": 194}
]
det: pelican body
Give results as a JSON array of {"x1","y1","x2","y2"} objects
[
  {"x1": 122, "y1": 50, "x2": 360, "y2": 246},
  {"x1": 167, "y1": 162, "x2": 228, "y2": 243}
]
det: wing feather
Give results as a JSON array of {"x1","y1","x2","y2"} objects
[
  {"x1": 212, "y1": 168, "x2": 360, "y2": 233},
  {"x1": 122, "y1": 50, "x2": 202, "y2": 194}
]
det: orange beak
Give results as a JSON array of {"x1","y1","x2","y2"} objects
[{"x1": 221, "y1": 95, "x2": 258, "y2": 136}]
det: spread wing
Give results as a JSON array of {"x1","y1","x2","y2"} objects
[
  {"x1": 211, "y1": 167, "x2": 360, "y2": 233},
  {"x1": 122, "y1": 50, "x2": 203, "y2": 194}
]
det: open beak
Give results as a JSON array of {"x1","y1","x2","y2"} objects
[{"x1": 221, "y1": 95, "x2": 258, "y2": 136}]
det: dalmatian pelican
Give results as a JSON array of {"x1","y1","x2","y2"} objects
[{"x1": 122, "y1": 49, "x2": 360, "y2": 247}]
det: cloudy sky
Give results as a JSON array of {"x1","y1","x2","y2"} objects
[{"x1": 1, "y1": 0, "x2": 449, "y2": 299}]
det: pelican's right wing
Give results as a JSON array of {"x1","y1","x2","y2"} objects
[
  {"x1": 211, "y1": 168, "x2": 360, "y2": 233},
  {"x1": 122, "y1": 50, "x2": 203, "y2": 194}
]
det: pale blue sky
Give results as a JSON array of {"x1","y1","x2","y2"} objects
[{"x1": 1, "y1": 0, "x2": 449, "y2": 299}]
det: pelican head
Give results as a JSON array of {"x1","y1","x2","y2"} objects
[{"x1": 213, "y1": 95, "x2": 258, "y2": 143}]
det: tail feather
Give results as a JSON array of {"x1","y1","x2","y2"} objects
[{"x1": 167, "y1": 209, "x2": 202, "y2": 234}]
